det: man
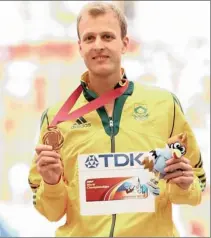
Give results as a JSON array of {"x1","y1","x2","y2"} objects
[{"x1": 28, "y1": 2, "x2": 206, "y2": 237}]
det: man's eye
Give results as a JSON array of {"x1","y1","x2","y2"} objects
[
  {"x1": 103, "y1": 34, "x2": 112, "y2": 40},
  {"x1": 85, "y1": 36, "x2": 94, "y2": 41}
]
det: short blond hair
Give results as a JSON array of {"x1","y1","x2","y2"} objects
[{"x1": 77, "y1": 2, "x2": 127, "y2": 39}]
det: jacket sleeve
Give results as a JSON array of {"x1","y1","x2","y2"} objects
[
  {"x1": 28, "y1": 109, "x2": 68, "y2": 222},
  {"x1": 167, "y1": 93, "x2": 206, "y2": 206}
]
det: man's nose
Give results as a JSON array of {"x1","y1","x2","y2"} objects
[{"x1": 94, "y1": 36, "x2": 104, "y2": 51}]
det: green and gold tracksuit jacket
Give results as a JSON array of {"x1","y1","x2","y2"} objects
[{"x1": 28, "y1": 71, "x2": 206, "y2": 237}]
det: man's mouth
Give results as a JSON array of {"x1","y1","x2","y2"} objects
[{"x1": 92, "y1": 56, "x2": 109, "y2": 60}]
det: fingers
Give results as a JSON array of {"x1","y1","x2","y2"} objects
[
  {"x1": 164, "y1": 170, "x2": 194, "y2": 181},
  {"x1": 36, "y1": 144, "x2": 52, "y2": 155},
  {"x1": 166, "y1": 156, "x2": 190, "y2": 166},
  {"x1": 168, "y1": 176, "x2": 194, "y2": 185},
  {"x1": 37, "y1": 156, "x2": 59, "y2": 167},
  {"x1": 36, "y1": 150, "x2": 61, "y2": 164},
  {"x1": 165, "y1": 161, "x2": 192, "y2": 173},
  {"x1": 164, "y1": 154, "x2": 194, "y2": 189},
  {"x1": 37, "y1": 163, "x2": 62, "y2": 174},
  {"x1": 36, "y1": 150, "x2": 60, "y2": 159}
]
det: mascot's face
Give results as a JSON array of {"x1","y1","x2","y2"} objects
[{"x1": 168, "y1": 133, "x2": 187, "y2": 156}]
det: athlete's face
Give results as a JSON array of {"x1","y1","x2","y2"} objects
[{"x1": 78, "y1": 11, "x2": 129, "y2": 77}]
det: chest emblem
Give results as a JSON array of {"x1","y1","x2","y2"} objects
[{"x1": 133, "y1": 103, "x2": 149, "y2": 121}]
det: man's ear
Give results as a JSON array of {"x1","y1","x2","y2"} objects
[
  {"x1": 122, "y1": 36, "x2": 129, "y2": 54},
  {"x1": 78, "y1": 40, "x2": 83, "y2": 58}
]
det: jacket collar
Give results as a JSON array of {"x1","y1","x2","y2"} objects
[{"x1": 80, "y1": 68, "x2": 134, "y2": 101}]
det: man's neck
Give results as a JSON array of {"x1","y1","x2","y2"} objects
[{"x1": 87, "y1": 70, "x2": 122, "y2": 96}]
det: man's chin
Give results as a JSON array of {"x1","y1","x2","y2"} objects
[{"x1": 91, "y1": 67, "x2": 114, "y2": 76}]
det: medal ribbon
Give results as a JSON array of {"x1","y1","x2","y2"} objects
[{"x1": 49, "y1": 80, "x2": 129, "y2": 127}]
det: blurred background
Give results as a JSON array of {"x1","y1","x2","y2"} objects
[{"x1": 0, "y1": 1, "x2": 210, "y2": 237}]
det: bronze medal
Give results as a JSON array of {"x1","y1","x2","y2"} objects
[
  {"x1": 42, "y1": 126, "x2": 67, "y2": 184},
  {"x1": 42, "y1": 126, "x2": 64, "y2": 152}
]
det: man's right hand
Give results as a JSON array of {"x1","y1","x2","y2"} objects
[{"x1": 35, "y1": 145, "x2": 63, "y2": 185}]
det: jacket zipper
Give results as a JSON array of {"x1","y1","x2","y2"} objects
[
  {"x1": 109, "y1": 118, "x2": 115, "y2": 153},
  {"x1": 109, "y1": 117, "x2": 116, "y2": 238}
]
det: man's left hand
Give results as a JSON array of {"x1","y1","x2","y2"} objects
[{"x1": 163, "y1": 152, "x2": 194, "y2": 190}]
